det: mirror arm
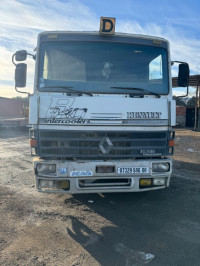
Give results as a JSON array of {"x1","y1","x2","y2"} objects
[
  {"x1": 172, "y1": 60, "x2": 188, "y2": 65},
  {"x1": 15, "y1": 86, "x2": 30, "y2": 95},
  {"x1": 177, "y1": 86, "x2": 189, "y2": 98},
  {"x1": 12, "y1": 54, "x2": 17, "y2": 66},
  {"x1": 27, "y1": 53, "x2": 36, "y2": 60}
]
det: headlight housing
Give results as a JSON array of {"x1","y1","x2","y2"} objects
[
  {"x1": 36, "y1": 163, "x2": 56, "y2": 174},
  {"x1": 152, "y1": 162, "x2": 170, "y2": 173}
]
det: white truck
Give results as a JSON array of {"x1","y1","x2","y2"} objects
[{"x1": 13, "y1": 17, "x2": 189, "y2": 194}]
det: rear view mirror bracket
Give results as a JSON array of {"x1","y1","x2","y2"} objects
[
  {"x1": 172, "y1": 61, "x2": 190, "y2": 98},
  {"x1": 12, "y1": 50, "x2": 35, "y2": 95}
]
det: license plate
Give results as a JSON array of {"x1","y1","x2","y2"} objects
[{"x1": 117, "y1": 167, "x2": 149, "y2": 175}]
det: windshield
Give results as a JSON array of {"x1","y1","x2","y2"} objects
[{"x1": 38, "y1": 41, "x2": 169, "y2": 95}]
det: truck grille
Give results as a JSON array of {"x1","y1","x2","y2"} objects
[{"x1": 36, "y1": 130, "x2": 173, "y2": 159}]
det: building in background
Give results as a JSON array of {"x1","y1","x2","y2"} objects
[{"x1": 176, "y1": 106, "x2": 186, "y2": 127}]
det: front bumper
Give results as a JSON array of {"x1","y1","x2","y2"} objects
[{"x1": 33, "y1": 158, "x2": 172, "y2": 194}]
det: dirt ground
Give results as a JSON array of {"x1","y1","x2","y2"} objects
[{"x1": 0, "y1": 128, "x2": 200, "y2": 266}]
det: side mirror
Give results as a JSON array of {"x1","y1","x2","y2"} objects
[
  {"x1": 15, "y1": 63, "x2": 27, "y2": 87},
  {"x1": 178, "y1": 63, "x2": 189, "y2": 87},
  {"x1": 15, "y1": 50, "x2": 27, "y2": 61}
]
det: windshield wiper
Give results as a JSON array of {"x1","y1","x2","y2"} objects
[
  {"x1": 111, "y1": 87, "x2": 160, "y2": 98},
  {"x1": 41, "y1": 86, "x2": 93, "y2": 96}
]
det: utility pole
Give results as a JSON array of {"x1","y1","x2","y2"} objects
[
  {"x1": 194, "y1": 86, "x2": 198, "y2": 131},
  {"x1": 197, "y1": 85, "x2": 200, "y2": 131}
]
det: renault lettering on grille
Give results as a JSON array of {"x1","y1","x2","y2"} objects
[{"x1": 99, "y1": 137, "x2": 113, "y2": 154}]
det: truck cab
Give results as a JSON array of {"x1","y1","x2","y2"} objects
[{"x1": 13, "y1": 18, "x2": 189, "y2": 193}]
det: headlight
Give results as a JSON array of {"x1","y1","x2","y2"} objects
[
  {"x1": 152, "y1": 163, "x2": 170, "y2": 173},
  {"x1": 36, "y1": 163, "x2": 56, "y2": 174}
]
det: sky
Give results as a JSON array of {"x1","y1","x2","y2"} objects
[{"x1": 0, "y1": 0, "x2": 200, "y2": 98}]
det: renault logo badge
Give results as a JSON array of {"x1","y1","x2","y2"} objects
[{"x1": 99, "y1": 137, "x2": 113, "y2": 154}]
